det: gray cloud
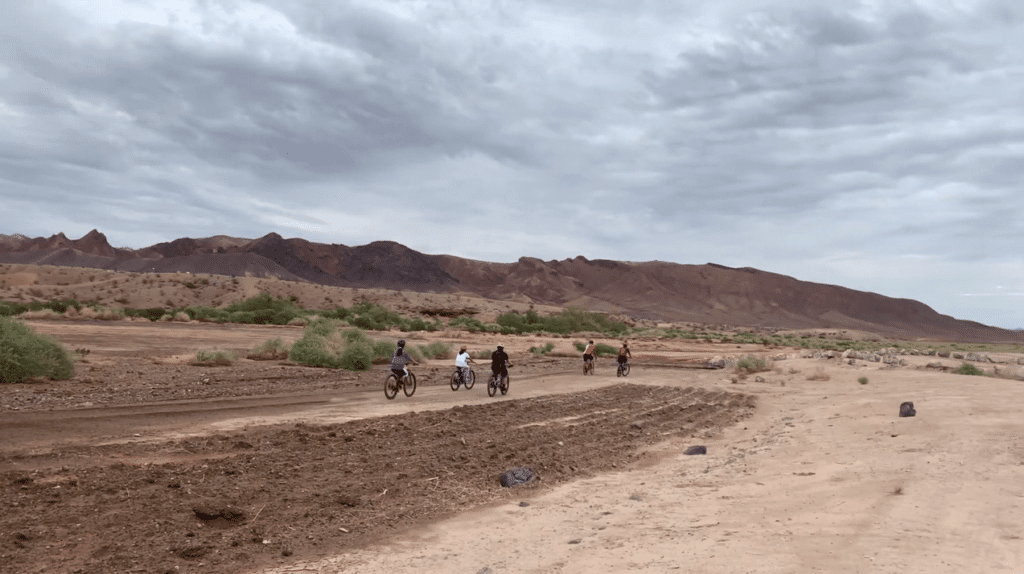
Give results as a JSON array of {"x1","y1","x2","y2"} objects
[{"x1": 1, "y1": 0, "x2": 1023, "y2": 327}]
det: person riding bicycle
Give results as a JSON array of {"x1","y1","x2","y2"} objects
[
  {"x1": 455, "y1": 346, "x2": 474, "y2": 385},
  {"x1": 583, "y1": 340, "x2": 596, "y2": 365},
  {"x1": 390, "y1": 340, "x2": 419, "y2": 382},
  {"x1": 617, "y1": 341, "x2": 631, "y2": 371},
  {"x1": 491, "y1": 344, "x2": 511, "y2": 382}
]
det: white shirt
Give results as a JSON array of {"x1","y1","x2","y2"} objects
[{"x1": 455, "y1": 351, "x2": 470, "y2": 368}]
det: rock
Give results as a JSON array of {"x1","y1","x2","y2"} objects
[
  {"x1": 899, "y1": 402, "x2": 916, "y2": 417},
  {"x1": 952, "y1": 352, "x2": 964, "y2": 360},
  {"x1": 847, "y1": 359, "x2": 856, "y2": 365},
  {"x1": 499, "y1": 467, "x2": 538, "y2": 488},
  {"x1": 841, "y1": 349, "x2": 854, "y2": 359},
  {"x1": 925, "y1": 362, "x2": 945, "y2": 369},
  {"x1": 937, "y1": 351, "x2": 950, "y2": 358},
  {"x1": 868, "y1": 354, "x2": 882, "y2": 363},
  {"x1": 519, "y1": 501, "x2": 530, "y2": 507},
  {"x1": 684, "y1": 445, "x2": 707, "y2": 455}
]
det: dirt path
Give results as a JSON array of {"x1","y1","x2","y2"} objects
[{"x1": 255, "y1": 358, "x2": 1024, "y2": 574}]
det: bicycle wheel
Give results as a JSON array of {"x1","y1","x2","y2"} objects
[
  {"x1": 616, "y1": 364, "x2": 621, "y2": 377},
  {"x1": 450, "y1": 371, "x2": 461, "y2": 391},
  {"x1": 500, "y1": 375, "x2": 509, "y2": 395},
  {"x1": 621, "y1": 363, "x2": 630, "y2": 377},
  {"x1": 465, "y1": 370, "x2": 476, "y2": 390},
  {"x1": 384, "y1": 374, "x2": 399, "y2": 400},
  {"x1": 404, "y1": 373, "x2": 417, "y2": 397},
  {"x1": 487, "y1": 375, "x2": 498, "y2": 397}
]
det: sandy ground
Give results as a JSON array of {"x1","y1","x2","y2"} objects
[
  {"x1": 255, "y1": 357, "x2": 1024, "y2": 574},
  {"x1": 3, "y1": 319, "x2": 1023, "y2": 573}
]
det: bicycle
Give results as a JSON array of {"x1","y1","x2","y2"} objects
[
  {"x1": 616, "y1": 361, "x2": 630, "y2": 377},
  {"x1": 384, "y1": 369, "x2": 417, "y2": 400},
  {"x1": 583, "y1": 357, "x2": 594, "y2": 375},
  {"x1": 450, "y1": 367, "x2": 476, "y2": 390},
  {"x1": 487, "y1": 369, "x2": 510, "y2": 397}
]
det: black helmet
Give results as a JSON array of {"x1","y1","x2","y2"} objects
[
  {"x1": 496, "y1": 345, "x2": 504, "y2": 350},
  {"x1": 397, "y1": 340, "x2": 406, "y2": 347}
]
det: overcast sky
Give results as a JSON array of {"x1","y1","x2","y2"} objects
[{"x1": 1, "y1": 0, "x2": 1022, "y2": 327}]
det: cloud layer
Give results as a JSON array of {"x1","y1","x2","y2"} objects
[{"x1": 2, "y1": 0, "x2": 1023, "y2": 327}]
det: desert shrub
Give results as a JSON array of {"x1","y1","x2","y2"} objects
[
  {"x1": 417, "y1": 341, "x2": 453, "y2": 360},
  {"x1": 288, "y1": 319, "x2": 384, "y2": 370},
  {"x1": 858, "y1": 377, "x2": 869, "y2": 385},
  {"x1": 185, "y1": 306, "x2": 229, "y2": 323},
  {"x1": 0, "y1": 317, "x2": 75, "y2": 383},
  {"x1": 124, "y1": 307, "x2": 166, "y2": 322},
  {"x1": 19, "y1": 309, "x2": 62, "y2": 320},
  {"x1": 342, "y1": 301, "x2": 405, "y2": 331},
  {"x1": 529, "y1": 342, "x2": 555, "y2": 355},
  {"x1": 287, "y1": 316, "x2": 308, "y2": 327},
  {"x1": 288, "y1": 336, "x2": 340, "y2": 369},
  {"x1": 594, "y1": 343, "x2": 618, "y2": 357},
  {"x1": 338, "y1": 341, "x2": 374, "y2": 371},
  {"x1": 341, "y1": 328, "x2": 371, "y2": 345},
  {"x1": 806, "y1": 368, "x2": 830, "y2": 381},
  {"x1": 80, "y1": 306, "x2": 125, "y2": 321},
  {"x1": 193, "y1": 348, "x2": 237, "y2": 366},
  {"x1": 172, "y1": 311, "x2": 190, "y2": 322},
  {"x1": 449, "y1": 316, "x2": 486, "y2": 332},
  {"x1": 574, "y1": 341, "x2": 586, "y2": 352},
  {"x1": 954, "y1": 362, "x2": 986, "y2": 376},
  {"x1": 736, "y1": 355, "x2": 772, "y2": 374},
  {"x1": 0, "y1": 301, "x2": 30, "y2": 317},
  {"x1": 472, "y1": 349, "x2": 491, "y2": 360},
  {"x1": 159, "y1": 313, "x2": 173, "y2": 322},
  {"x1": 372, "y1": 340, "x2": 397, "y2": 364},
  {"x1": 247, "y1": 338, "x2": 290, "y2": 361}
]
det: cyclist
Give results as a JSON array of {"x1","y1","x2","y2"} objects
[
  {"x1": 390, "y1": 339, "x2": 419, "y2": 382},
  {"x1": 583, "y1": 340, "x2": 596, "y2": 368},
  {"x1": 455, "y1": 346, "x2": 474, "y2": 386},
  {"x1": 491, "y1": 344, "x2": 512, "y2": 383},
  {"x1": 617, "y1": 341, "x2": 631, "y2": 373}
]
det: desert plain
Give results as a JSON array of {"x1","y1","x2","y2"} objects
[{"x1": 0, "y1": 266, "x2": 1023, "y2": 574}]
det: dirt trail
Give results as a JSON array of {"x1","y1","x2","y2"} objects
[{"x1": 255, "y1": 358, "x2": 1024, "y2": 574}]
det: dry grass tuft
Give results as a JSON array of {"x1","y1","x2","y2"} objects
[{"x1": 806, "y1": 368, "x2": 830, "y2": 381}]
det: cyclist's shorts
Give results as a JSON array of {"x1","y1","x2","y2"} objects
[
  {"x1": 583, "y1": 354, "x2": 594, "y2": 362},
  {"x1": 617, "y1": 356, "x2": 628, "y2": 364},
  {"x1": 391, "y1": 368, "x2": 407, "y2": 379}
]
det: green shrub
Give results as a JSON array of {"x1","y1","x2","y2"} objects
[
  {"x1": 594, "y1": 343, "x2": 618, "y2": 357},
  {"x1": 338, "y1": 341, "x2": 374, "y2": 371},
  {"x1": 736, "y1": 355, "x2": 771, "y2": 373},
  {"x1": 574, "y1": 341, "x2": 586, "y2": 352},
  {"x1": 417, "y1": 341, "x2": 453, "y2": 360},
  {"x1": 0, "y1": 317, "x2": 76, "y2": 383},
  {"x1": 194, "y1": 348, "x2": 237, "y2": 365},
  {"x1": 449, "y1": 316, "x2": 486, "y2": 332},
  {"x1": 372, "y1": 340, "x2": 397, "y2": 364},
  {"x1": 340, "y1": 328, "x2": 371, "y2": 345},
  {"x1": 954, "y1": 362, "x2": 986, "y2": 376},
  {"x1": 124, "y1": 307, "x2": 166, "y2": 322},
  {"x1": 472, "y1": 349, "x2": 491, "y2": 360},
  {"x1": 288, "y1": 335, "x2": 341, "y2": 369},
  {"x1": 858, "y1": 377, "x2": 869, "y2": 385},
  {"x1": 529, "y1": 342, "x2": 555, "y2": 355},
  {"x1": 247, "y1": 338, "x2": 290, "y2": 361}
]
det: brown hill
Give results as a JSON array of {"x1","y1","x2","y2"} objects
[{"x1": 0, "y1": 230, "x2": 1019, "y2": 342}]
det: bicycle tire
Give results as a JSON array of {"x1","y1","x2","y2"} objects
[
  {"x1": 500, "y1": 375, "x2": 509, "y2": 395},
  {"x1": 450, "y1": 371, "x2": 461, "y2": 391},
  {"x1": 465, "y1": 370, "x2": 476, "y2": 390},
  {"x1": 384, "y1": 374, "x2": 399, "y2": 400},
  {"x1": 404, "y1": 373, "x2": 417, "y2": 397},
  {"x1": 621, "y1": 363, "x2": 630, "y2": 377},
  {"x1": 487, "y1": 375, "x2": 498, "y2": 397}
]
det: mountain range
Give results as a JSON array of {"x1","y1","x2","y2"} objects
[{"x1": 0, "y1": 230, "x2": 1018, "y2": 342}]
